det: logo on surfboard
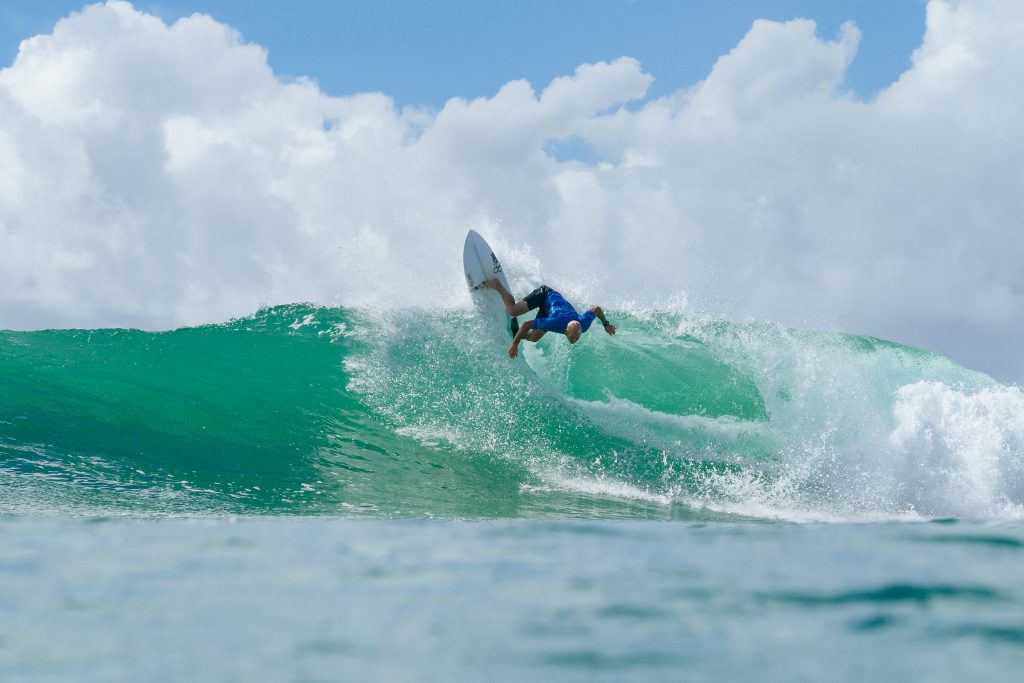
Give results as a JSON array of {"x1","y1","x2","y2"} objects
[{"x1": 491, "y1": 253, "x2": 502, "y2": 274}]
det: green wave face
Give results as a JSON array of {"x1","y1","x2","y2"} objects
[{"x1": 1, "y1": 304, "x2": 1018, "y2": 521}]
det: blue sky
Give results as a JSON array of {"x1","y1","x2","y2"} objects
[{"x1": 3, "y1": 1, "x2": 927, "y2": 107}]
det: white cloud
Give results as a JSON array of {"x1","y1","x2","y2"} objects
[{"x1": 1, "y1": 0, "x2": 1023, "y2": 380}]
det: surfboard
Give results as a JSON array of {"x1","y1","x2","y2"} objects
[{"x1": 463, "y1": 230, "x2": 519, "y2": 337}]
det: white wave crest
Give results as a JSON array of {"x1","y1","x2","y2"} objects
[{"x1": 887, "y1": 381, "x2": 1024, "y2": 518}]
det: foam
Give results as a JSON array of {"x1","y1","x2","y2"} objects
[{"x1": 887, "y1": 381, "x2": 1024, "y2": 518}]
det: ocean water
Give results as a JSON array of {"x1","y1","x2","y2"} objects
[{"x1": 2, "y1": 304, "x2": 1024, "y2": 680}]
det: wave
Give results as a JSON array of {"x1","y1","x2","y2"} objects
[{"x1": 1, "y1": 303, "x2": 1021, "y2": 521}]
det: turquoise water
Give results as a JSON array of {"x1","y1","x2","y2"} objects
[
  {"x1": 3, "y1": 518, "x2": 1023, "y2": 682},
  {"x1": 3, "y1": 304, "x2": 1024, "y2": 680}
]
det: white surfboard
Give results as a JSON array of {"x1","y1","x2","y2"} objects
[{"x1": 463, "y1": 229, "x2": 518, "y2": 337}]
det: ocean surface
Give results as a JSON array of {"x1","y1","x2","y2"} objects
[{"x1": 2, "y1": 303, "x2": 1024, "y2": 681}]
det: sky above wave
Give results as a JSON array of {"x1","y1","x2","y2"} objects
[
  {"x1": 2, "y1": 1, "x2": 926, "y2": 107},
  {"x1": 1, "y1": 0, "x2": 1022, "y2": 382}
]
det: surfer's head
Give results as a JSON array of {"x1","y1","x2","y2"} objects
[{"x1": 565, "y1": 320, "x2": 582, "y2": 343}]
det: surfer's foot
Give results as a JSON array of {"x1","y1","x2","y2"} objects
[{"x1": 482, "y1": 279, "x2": 499, "y2": 290}]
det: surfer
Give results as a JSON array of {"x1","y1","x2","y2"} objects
[{"x1": 483, "y1": 280, "x2": 616, "y2": 358}]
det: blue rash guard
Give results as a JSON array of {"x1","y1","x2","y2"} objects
[{"x1": 533, "y1": 289, "x2": 596, "y2": 334}]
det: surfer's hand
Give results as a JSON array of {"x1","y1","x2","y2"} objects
[
  {"x1": 508, "y1": 342, "x2": 519, "y2": 358},
  {"x1": 604, "y1": 323, "x2": 616, "y2": 335}
]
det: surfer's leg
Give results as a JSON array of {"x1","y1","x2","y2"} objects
[
  {"x1": 486, "y1": 279, "x2": 529, "y2": 316},
  {"x1": 507, "y1": 300, "x2": 529, "y2": 316},
  {"x1": 526, "y1": 330, "x2": 546, "y2": 343}
]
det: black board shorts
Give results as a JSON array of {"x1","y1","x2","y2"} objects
[{"x1": 524, "y1": 285, "x2": 552, "y2": 319}]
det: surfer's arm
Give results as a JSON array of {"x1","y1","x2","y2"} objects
[
  {"x1": 508, "y1": 320, "x2": 535, "y2": 358},
  {"x1": 590, "y1": 306, "x2": 616, "y2": 335}
]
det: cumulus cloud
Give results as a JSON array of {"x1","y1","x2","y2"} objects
[{"x1": 0, "y1": 0, "x2": 1022, "y2": 381}]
